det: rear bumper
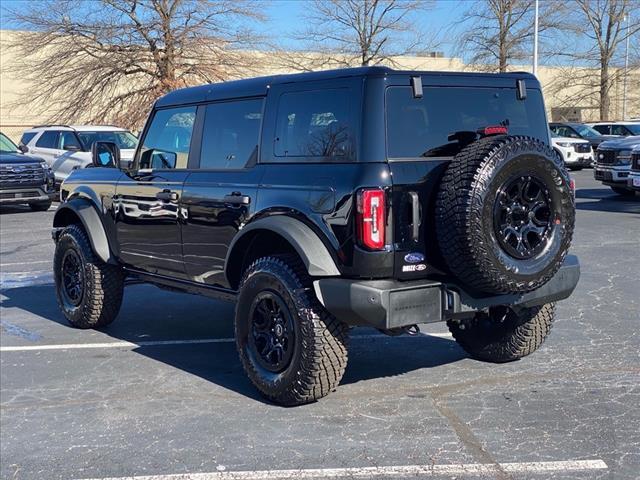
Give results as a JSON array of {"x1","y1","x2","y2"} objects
[
  {"x1": 314, "y1": 255, "x2": 580, "y2": 329},
  {"x1": 0, "y1": 187, "x2": 55, "y2": 205}
]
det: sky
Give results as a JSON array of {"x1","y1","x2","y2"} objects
[{"x1": 0, "y1": 0, "x2": 465, "y2": 57}]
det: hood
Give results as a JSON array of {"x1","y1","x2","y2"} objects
[
  {"x1": 584, "y1": 134, "x2": 619, "y2": 144},
  {"x1": 598, "y1": 135, "x2": 640, "y2": 150},
  {"x1": 0, "y1": 152, "x2": 46, "y2": 165}
]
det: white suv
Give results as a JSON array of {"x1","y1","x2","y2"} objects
[
  {"x1": 551, "y1": 134, "x2": 594, "y2": 170},
  {"x1": 19, "y1": 125, "x2": 137, "y2": 184}
]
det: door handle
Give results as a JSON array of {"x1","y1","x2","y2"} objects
[
  {"x1": 223, "y1": 192, "x2": 250, "y2": 205},
  {"x1": 156, "y1": 190, "x2": 178, "y2": 201}
]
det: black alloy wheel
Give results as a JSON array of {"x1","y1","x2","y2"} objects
[
  {"x1": 493, "y1": 175, "x2": 553, "y2": 260},
  {"x1": 248, "y1": 291, "x2": 296, "y2": 373},
  {"x1": 61, "y1": 249, "x2": 84, "y2": 307}
]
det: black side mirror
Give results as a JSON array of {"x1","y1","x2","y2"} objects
[
  {"x1": 64, "y1": 144, "x2": 81, "y2": 152},
  {"x1": 91, "y1": 141, "x2": 121, "y2": 168},
  {"x1": 18, "y1": 144, "x2": 28, "y2": 153}
]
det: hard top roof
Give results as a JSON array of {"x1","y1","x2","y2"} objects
[
  {"x1": 155, "y1": 66, "x2": 539, "y2": 108},
  {"x1": 26, "y1": 125, "x2": 130, "y2": 132}
]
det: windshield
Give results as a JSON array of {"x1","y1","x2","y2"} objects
[
  {"x1": 76, "y1": 131, "x2": 138, "y2": 150},
  {"x1": 573, "y1": 124, "x2": 602, "y2": 137},
  {"x1": 626, "y1": 124, "x2": 640, "y2": 135},
  {"x1": 0, "y1": 133, "x2": 18, "y2": 153},
  {"x1": 386, "y1": 86, "x2": 549, "y2": 158}
]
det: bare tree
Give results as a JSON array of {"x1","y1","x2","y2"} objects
[
  {"x1": 274, "y1": 0, "x2": 436, "y2": 71},
  {"x1": 4, "y1": 0, "x2": 262, "y2": 129},
  {"x1": 456, "y1": 0, "x2": 563, "y2": 72},
  {"x1": 566, "y1": 0, "x2": 640, "y2": 120}
]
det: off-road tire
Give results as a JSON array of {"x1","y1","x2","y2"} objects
[
  {"x1": 447, "y1": 303, "x2": 555, "y2": 362},
  {"x1": 436, "y1": 135, "x2": 575, "y2": 294},
  {"x1": 235, "y1": 254, "x2": 348, "y2": 406},
  {"x1": 29, "y1": 199, "x2": 52, "y2": 211},
  {"x1": 610, "y1": 186, "x2": 635, "y2": 197},
  {"x1": 54, "y1": 224, "x2": 124, "y2": 329}
]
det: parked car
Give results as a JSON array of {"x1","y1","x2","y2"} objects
[
  {"x1": 51, "y1": 66, "x2": 579, "y2": 405},
  {"x1": 550, "y1": 133, "x2": 593, "y2": 170},
  {"x1": 549, "y1": 122, "x2": 618, "y2": 151},
  {"x1": 19, "y1": 125, "x2": 137, "y2": 184},
  {"x1": 626, "y1": 145, "x2": 640, "y2": 193},
  {"x1": 587, "y1": 121, "x2": 640, "y2": 137},
  {"x1": 593, "y1": 136, "x2": 640, "y2": 196},
  {"x1": 0, "y1": 132, "x2": 55, "y2": 210}
]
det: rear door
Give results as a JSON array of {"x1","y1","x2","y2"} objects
[
  {"x1": 30, "y1": 130, "x2": 60, "y2": 169},
  {"x1": 384, "y1": 78, "x2": 550, "y2": 280},
  {"x1": 114, "y1": 106, "x2": 196, "y2": 278},
  {"x1": 180, "y1": 98, "x2": 265, "y2": 288}
]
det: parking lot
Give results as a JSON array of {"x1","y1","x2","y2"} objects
[{"x1": 0, "y1": 169, "x2": 638, "y2": 480}]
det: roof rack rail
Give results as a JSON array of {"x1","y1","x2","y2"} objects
[{"x1": 31, "y1": 124, "x2": 75, "y2": 130}]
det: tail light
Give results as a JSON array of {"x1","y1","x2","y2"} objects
[
  {"x1": 356, "y1": 188, "x2": 386, "y2": 250},
  {"x1": 569, "y1": 178, "x2": 576, "y2": 199}
]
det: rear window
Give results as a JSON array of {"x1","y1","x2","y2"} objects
[
  {"x1": 35, "y1": 130, "x2": 59, "y2": 149},
  {"x1": 386, "y1": 86, "x2": 548, "y2": 158}
]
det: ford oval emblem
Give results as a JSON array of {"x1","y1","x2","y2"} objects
[{"x1": 404, "y1": 252, "x2": 425, "y2": 264}]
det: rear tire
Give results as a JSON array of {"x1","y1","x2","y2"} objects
[
  {"x1": 234, "y1": 254, "x2": 348, "y2": 406},
  {"x1": 29, "y1": 199, "x2": 52, "y2": 211},
  {"x1": 54, "y1": 224, "x2": 124, "y2": 329},
  {"x1": 447, "y1": 303, "x2": 555, "y2": 362}
]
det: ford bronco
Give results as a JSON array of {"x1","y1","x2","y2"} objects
[{"x1": 52, "y1": 67, "x2": 579, "y2": 405}]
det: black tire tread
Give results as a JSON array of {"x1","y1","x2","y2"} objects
[
  {"x1": 54, "y1": 224, "x2": 123, "y2": 329},
  {"x1": 235, "y1": 254, "x2": 348, "y2": 406},
  {"x1": 447, "y1": 303, "x2": 555, "y2": 362}
]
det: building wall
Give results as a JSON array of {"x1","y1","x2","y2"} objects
[{"x1": 1, "y1": 29, "x2": 638, "y2": 141}]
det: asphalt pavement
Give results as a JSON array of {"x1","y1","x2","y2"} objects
[{"x1": 1, "y1": 169, "x2": 639, "y2": 480}]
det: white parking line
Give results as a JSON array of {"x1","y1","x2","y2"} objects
[
  {"x1": 76, "y1": 459, "x2": 607, "y2": 480},
  {"x1": 0, "y1": 333, "x2": 452, "y2": 352},
  {"x1": 0, "y1": 260, "x2": 51, "y2": 267}
]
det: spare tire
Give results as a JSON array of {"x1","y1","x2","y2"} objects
[{"x1": 436, "y1": 135, "x2": 574, "y2": 294}]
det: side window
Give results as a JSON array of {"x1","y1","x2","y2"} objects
[
  {"x1": 35, "y1": 131, "x2": 59, "y2": 149},
  {"x1": 200, "y1": 99, "x2": 263, "y2": 170},
  {"x1": 612, "y1": 125, "x2": 629, "y2": 136},
  {"x1": 139, "y1": 106, "x2": 196, "y2": 170},
  {"x1": 274, "y1": 89, "x2": 354, "y2": 160},
  {"x1": 58, "y1": 131, "x2": 82, "y2": 150},
  {"x1": 19, "y1": 132, "x2": 37, "y2": 146},
  {"x1": 593, "y1": 125, "x2": 610, "y2": 135}
]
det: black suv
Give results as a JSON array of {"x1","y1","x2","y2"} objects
[
  {"x1": 52, "y1": 67, "x2": 579, "y2": 405},
  {"x1": 1, "y1": 132, "x2": 55, "y2": 210}
]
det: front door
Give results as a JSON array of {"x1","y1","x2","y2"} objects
[
  {"x1": 114, "y1": 105, "x2": 197, "y2": 278},
  {"x1": 181, "y1": 98, "x2": 265, "y2": 288}
]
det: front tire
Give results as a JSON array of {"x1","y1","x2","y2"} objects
[
  {"x1": 234, "y1": 255, "x2": 348, "y2": 406},
  {"x1": 29, "y1": 199, "x2": 52, "y2": 211},
  {"x1": 610, "y1": 186, "x2": 635, "y2": 197},
  {"x1": 54, "y1": 224, "x2": 124, "y2": 329},
  {"x1": 447, "y1": 303, "x2": 555, "y2": 362}
]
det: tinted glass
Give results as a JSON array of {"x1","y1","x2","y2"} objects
[
  {"x1": 386, "y1": 86, "x2": 548, "y2": 158},
  {"x1": 573, "y1": 124, "x2": 601, "y2": 137},
  {"x1": 200, "y1": 99, "x2": 263, "y2": 170},
  {"x1": 274, "y1": 89, "x2": 354, "y2": 160},
  {"x1": 626, "y1": 124, "x2": 640, "y2": 135},
  {"x1": 76, "y1": 131, "x2": 138, "y2": 150},
  {"x1": 552, "y1": 125, "x2": 580, "y2": 138},
  {"x1": 592, "y1": 125, "x2": 610, "y2": 134},
  {"x1": 0, "y1": 133, "x2": 17, "y2": 153},
  {"x1": 139, "y1": 106, "x2": 196, "y2": 170},
  {"x1": 19, "y1": 132, "x2": 37, "y2": 146},
  {"x1": 58, "y1": 131, "x2": 82, "y2": 150},
  {"x1": 35, "y1": 131, "x2": 59, "y2": 149}
]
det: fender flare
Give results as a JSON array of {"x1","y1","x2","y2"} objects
[
  {"x1": 225, "y1": 216, "x2": 340, "y2": 284},
  {"x1": 53, "y1": 198, "x2": 115, "y2": 264}
]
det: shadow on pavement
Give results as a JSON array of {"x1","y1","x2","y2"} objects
[
  {"x1": 1, "y1": 284, "x2": 465, "y2": 404},
  {"x1": 575, "y1": 188, "x2": 639, "y2": 213}
]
